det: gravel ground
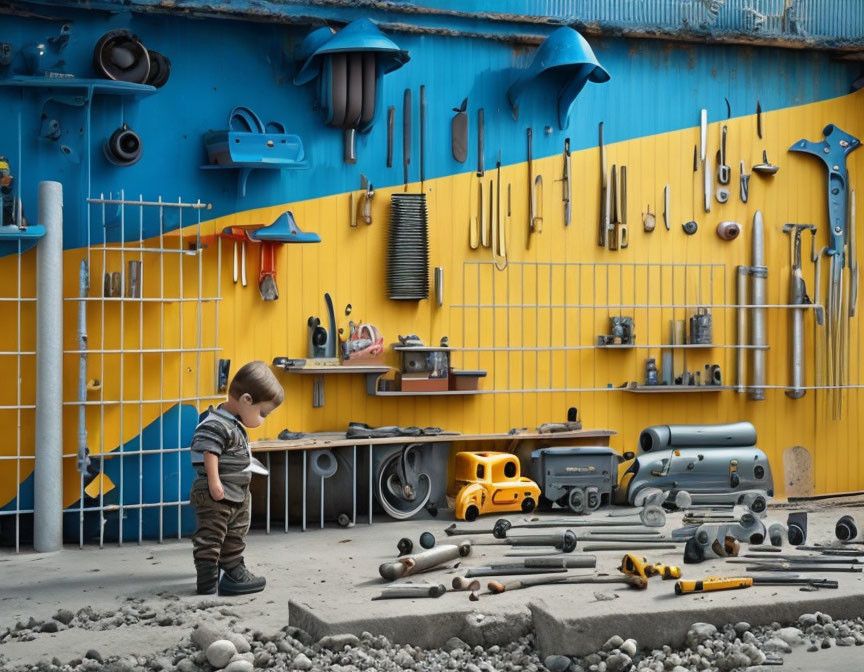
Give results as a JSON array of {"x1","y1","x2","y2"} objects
[{"x1": 1, "y1": 606, "x2": 862, "y2": 672}]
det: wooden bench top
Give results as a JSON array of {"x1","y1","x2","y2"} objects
[{"x1": 251, "y1": 428, "x2": 616, "y2": 453}]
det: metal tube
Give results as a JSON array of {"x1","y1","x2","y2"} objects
[
  {"x1": 77, "y1": 261, "x2": 88, "y2": 474},
  {"x1": 750, "y1": 211, "x2": 766, "y2": 400},
  {"x1": 34, "y1": 181, "x2": 64, "y2": 553},
  {"x1": 736, "y1": 266, "x2": 748, "y2": 393},
  {"x1": 379, "y1": 541, "x2": 472, "y2": 580}
]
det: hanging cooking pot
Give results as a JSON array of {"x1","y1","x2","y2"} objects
[
  {"x1": 145, "y1": 50, "x2": 171, "y2": 88},
  {"x1": 93, "y1": 30, "x2": 150, "y2": 84},
  {"x1": 104, "y1": 123, "x2": 142, "y2": 167}
]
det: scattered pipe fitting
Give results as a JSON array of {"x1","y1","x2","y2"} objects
[
  {"x1": 379, "y1": 541, "x2": 471, "y2": 581},
  {"x1": 836, "y1": 515, "x2": 859, "y2": 542},
  {"x1": 717, "y1": 220, "x2": 741, "y2": 241}
]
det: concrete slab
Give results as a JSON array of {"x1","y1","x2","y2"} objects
[{"x1": 1, "y1": 502, "x2": 862, "y2": 666}]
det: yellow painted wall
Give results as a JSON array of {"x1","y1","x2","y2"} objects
[{"x1": 3, "y1": 88, "x2": 864, "y2": 509}]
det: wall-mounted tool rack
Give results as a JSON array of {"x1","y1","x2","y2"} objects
[{"x1": 60, "y1": 191, "x2": 221, "y2": 547}]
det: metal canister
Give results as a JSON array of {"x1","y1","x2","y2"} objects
[
  {"x1": 689, "y1": 309, "x2": 713, "y2": 345},
  {"x1": 645, "y1": 358, "x2": 658, "y2": 386}
]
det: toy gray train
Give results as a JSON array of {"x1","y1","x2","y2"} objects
[{"x1": 530, "y1": 421, "x2": 774, "y2": 513}]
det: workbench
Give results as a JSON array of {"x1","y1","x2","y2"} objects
[{"x1": 250, "y1": 429, "x2": 615, "y2": 532}]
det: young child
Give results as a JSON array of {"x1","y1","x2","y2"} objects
[{"x1": 190, "y1": 360, "x2": 284, "y2": 595}]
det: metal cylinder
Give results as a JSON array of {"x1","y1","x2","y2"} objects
[
  {"x1": 639, "y1": 422, "x2": 756, "y2": 451},
  {"x1": 77, "y1": 261, "x2": 88, "y2": 474},
  {"x1": 34, "y1": 181, "x2": 64, "y2": 553},
  {"x1": 379, "y1": 541, "x2": 471, "y2": 580},
  {"x1": 508, "y1": 529, "x2": 578, "y2": 552},
  {"x1": 736, "y1": 266, "x2": 748, "y2": 393},
  {"x1": 787, "y1": 300, "x2": 805, "y2": 399},
  {"x1": 750, "y1": 210, "x2": 766, "y2": 400}
]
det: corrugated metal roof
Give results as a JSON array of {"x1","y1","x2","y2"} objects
[{"x1": 10, "y1": 0, "x2": 864, "y2": 50}]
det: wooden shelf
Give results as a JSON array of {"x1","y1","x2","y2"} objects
[
  {"x1": 275, "y1": 362, "x2": 392, "y2": 408},
  {"x1": 369, "y1": 389, "x2": 482, "y2": 397},
  {"x1": 284, "y1": 365, "x2": 391, "y2": 375},
  {"x1": 391, "y1": 344, "x2": 453, "y2": 352},
  {"x1": 624, "y1": 383, "x2": 725, "y2": 394}
]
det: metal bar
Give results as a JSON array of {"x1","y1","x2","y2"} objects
[
  {"x1": 368, "y1": 444, "x2": 373, "y2": 525},
  {"x1": 138, "y1": 196, "x2": 145, "y2": 545},
  {"x1": 64, "y1": 348, "x2": 221, "y2": 354},
  {"x1": 87, "y1": 246, "x2": 200, "y2": 255},
  {"x1": 320, "y1": 476, "x2": 325, "y2": 529},
  {"x1": 63, "y1": 395, "x2": 223, "y2": 406},
  {"x1": 86, "y1": 197, "x2": 211, "y2": 209},
  {"x1": 352, "y1": 445, "x2": 357, "y2": 525},
  {"x1": 119, "y1": 190, "x2": 126, "y2": 546},
  {"x1": 302, "y1": 450, "x2": 307, "y2": 532},
  {"x1": 34, "y1": 181, "x2": 63, "y2": 553},
  {"x1": 290, "y1": 448, "x2": 294, "y2": 532},
  {"x1": 266, "y1": 453, "x2": 271, "y2": 534},
  {"x1": 64, "y1": 297, "x2": 222, "y2": 302}
]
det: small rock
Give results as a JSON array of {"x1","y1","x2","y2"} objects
[
  {"x1": 175, "y1": 660, "x2": 198, "y2": 672},
  {"x1": 686, "y1": 623, "x2": 718, "y2": 649},
  {"x1": 290, "y1": 652, "x2": 313, "y2": 670},
  {"x1": 230, "y1": 652, "x2": 254, "y2": 664},
  {"x1": 318, "y1": 633, "x2": 359, "y2": 650},
  {"x1": 223, "y1": 662, "x2": 253, "y2": 672},
  {"x1": 734, "y1": 622, "x2": 751, "y2": 635},
  {"x1": 618, "y1": 639, "x2": 637, "y2": 658},
  {"x1": 723, "y1": 652, "x2": 751, "y2": 670},
  {"x1": 445, "y1": 637, "x2": 469, "y2": 652},
  {"x1": 395, "y1": 650, "x2": 415, "y2": 668},
  {"x1": 225, "y1": 632, "x2": 251, "y2": 654},
  {"x1": 191, "y1": 624, "x2": 224, "y2": 651},
  {"x1": 605, "y1": 653, "x2": 631, "y2": 672},
  {"x1": 821, "y1": 638, "x2": 832, "y2": 649},
  {"x1": 584, "y1": 654, "x2": 602, "y2": 667},
  {"x1": 762, "y1": 638, "x2": 792, "y2": 654},
  {"x1": 799, "y1": 614, "x2": 818, "y2": 628},
  {"x1": 85, "y1": 650, "x2": 104, "y2": 663},
  {"x1": 817, "y1": 613, "x2": 833, "y2": 625},
  {"x1": 152, "y1": 656, "x2": 174, "y2": 671},
  {"x1": 156, "y1": 613, "x2": 174, "y2": 627},
  {"x1": 603, "y1": 635, "x2": 624, "y2": 651},
  {"x1": 53, "y1": 609, "x2": 75, "y2": 626},
  {"x1": 206, "y1": 640, "x2": 238, "y2": 669},
  {"x1": 807, "y1": 642, "x2": 819, "y2": 652},
  {"x1": 837, "y1": 637, "x2": 856, "y2": 647},
  {"x1": 776, "y1": 627, "x2": 804, "y2": 645},
  {"x1": 39, "y1": 621, "x2": 59, "y2": 633},
  {"x1": 544, "y1": 655, "x2": 571, "y2": 672},
  {"x1": 672, "y1": 667, "x2": 689, "y2": 672},
  {"x1": 254, "y1": 651, "x2": 272, "y2": 667}
]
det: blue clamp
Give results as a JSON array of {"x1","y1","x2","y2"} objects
[{"x1": 789, "y1": 124, "x2": 860, "y2": 259}]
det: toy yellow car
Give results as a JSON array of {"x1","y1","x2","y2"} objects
[{"x1": 453, "y1": 451, "x2": 541, "y2": 521}]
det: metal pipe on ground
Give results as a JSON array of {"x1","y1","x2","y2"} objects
[
  {"x1": 487, "y1": 573, "x2": 645, "y2": 595},
  {"x1": 379, "y1": 542, "x2": 472, "y2": 580},
  {"x1": 34, "y1": 181, "x2": 64, "y2": 553}
]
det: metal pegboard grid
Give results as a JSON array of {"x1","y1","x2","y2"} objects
[
  {"x1": 0, "y1": 239, "x2": 38, "y2": 553},
  {"x1": 453, "y1": 260, "x2": 841, "y2": 396},
  {"x1": 59, "y1": 192, "x2": 220, "y2": 548}
]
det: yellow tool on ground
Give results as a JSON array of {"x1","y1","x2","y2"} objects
[
  {"x1": 619, "y1": 553, "x2": 681, "y2": 587},
  {"x1": 676, "y1": 577, "x2": 752, "y2": 594},
  {"x1": 675, "y1": 576, "x2": 839, "y2": 594}
]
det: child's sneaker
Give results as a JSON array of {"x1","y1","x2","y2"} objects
[
  {"x1": 218, "y1": 560, "x2": 266, "y2": 595},
  {"x1": 195, "y1": 561, "x2": 218, "y2": 595}
]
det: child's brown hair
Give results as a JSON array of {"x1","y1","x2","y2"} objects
[{"x1": 228, "y1": 361, "x2": 285, "y2": 405}]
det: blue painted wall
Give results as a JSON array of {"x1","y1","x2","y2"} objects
[{"x1": 0, "y1": 6, "x2": 858, "y2": 250}]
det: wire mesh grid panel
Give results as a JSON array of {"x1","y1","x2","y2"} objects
[
  {"x1": 0, "y1": 243, "x2": 38, "y2": 552},
  {"x1": 61, "y1": 193, "x2": 220, "y2": 547},
  {"x1": 453, "y1": 261, "x2": 745, "y2": 394}
]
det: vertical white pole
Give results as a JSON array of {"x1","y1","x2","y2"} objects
[{"x1": 34, "y1": 181, "x2": 64, "y2": 552}]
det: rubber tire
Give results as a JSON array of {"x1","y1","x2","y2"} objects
[
  {"x1": 464, "y1": 505, "x2": 479, "y2": 522},
  {"x1": 521, "y1": 497, "x2": 536, "y2": 513}
]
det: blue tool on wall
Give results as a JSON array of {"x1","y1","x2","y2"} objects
[
  {"x1": 789, "y1": 124, "x2": 861, "y2": 418},
  {"x1": 507, "y1": 27, "x2": 610, "y2": 130},
  {"x1": 202, "y1": 106, "x2": 308, "y2": 196},
  {"x1": 294, "y1": 18, "x2": 409, "y2": 163}
]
